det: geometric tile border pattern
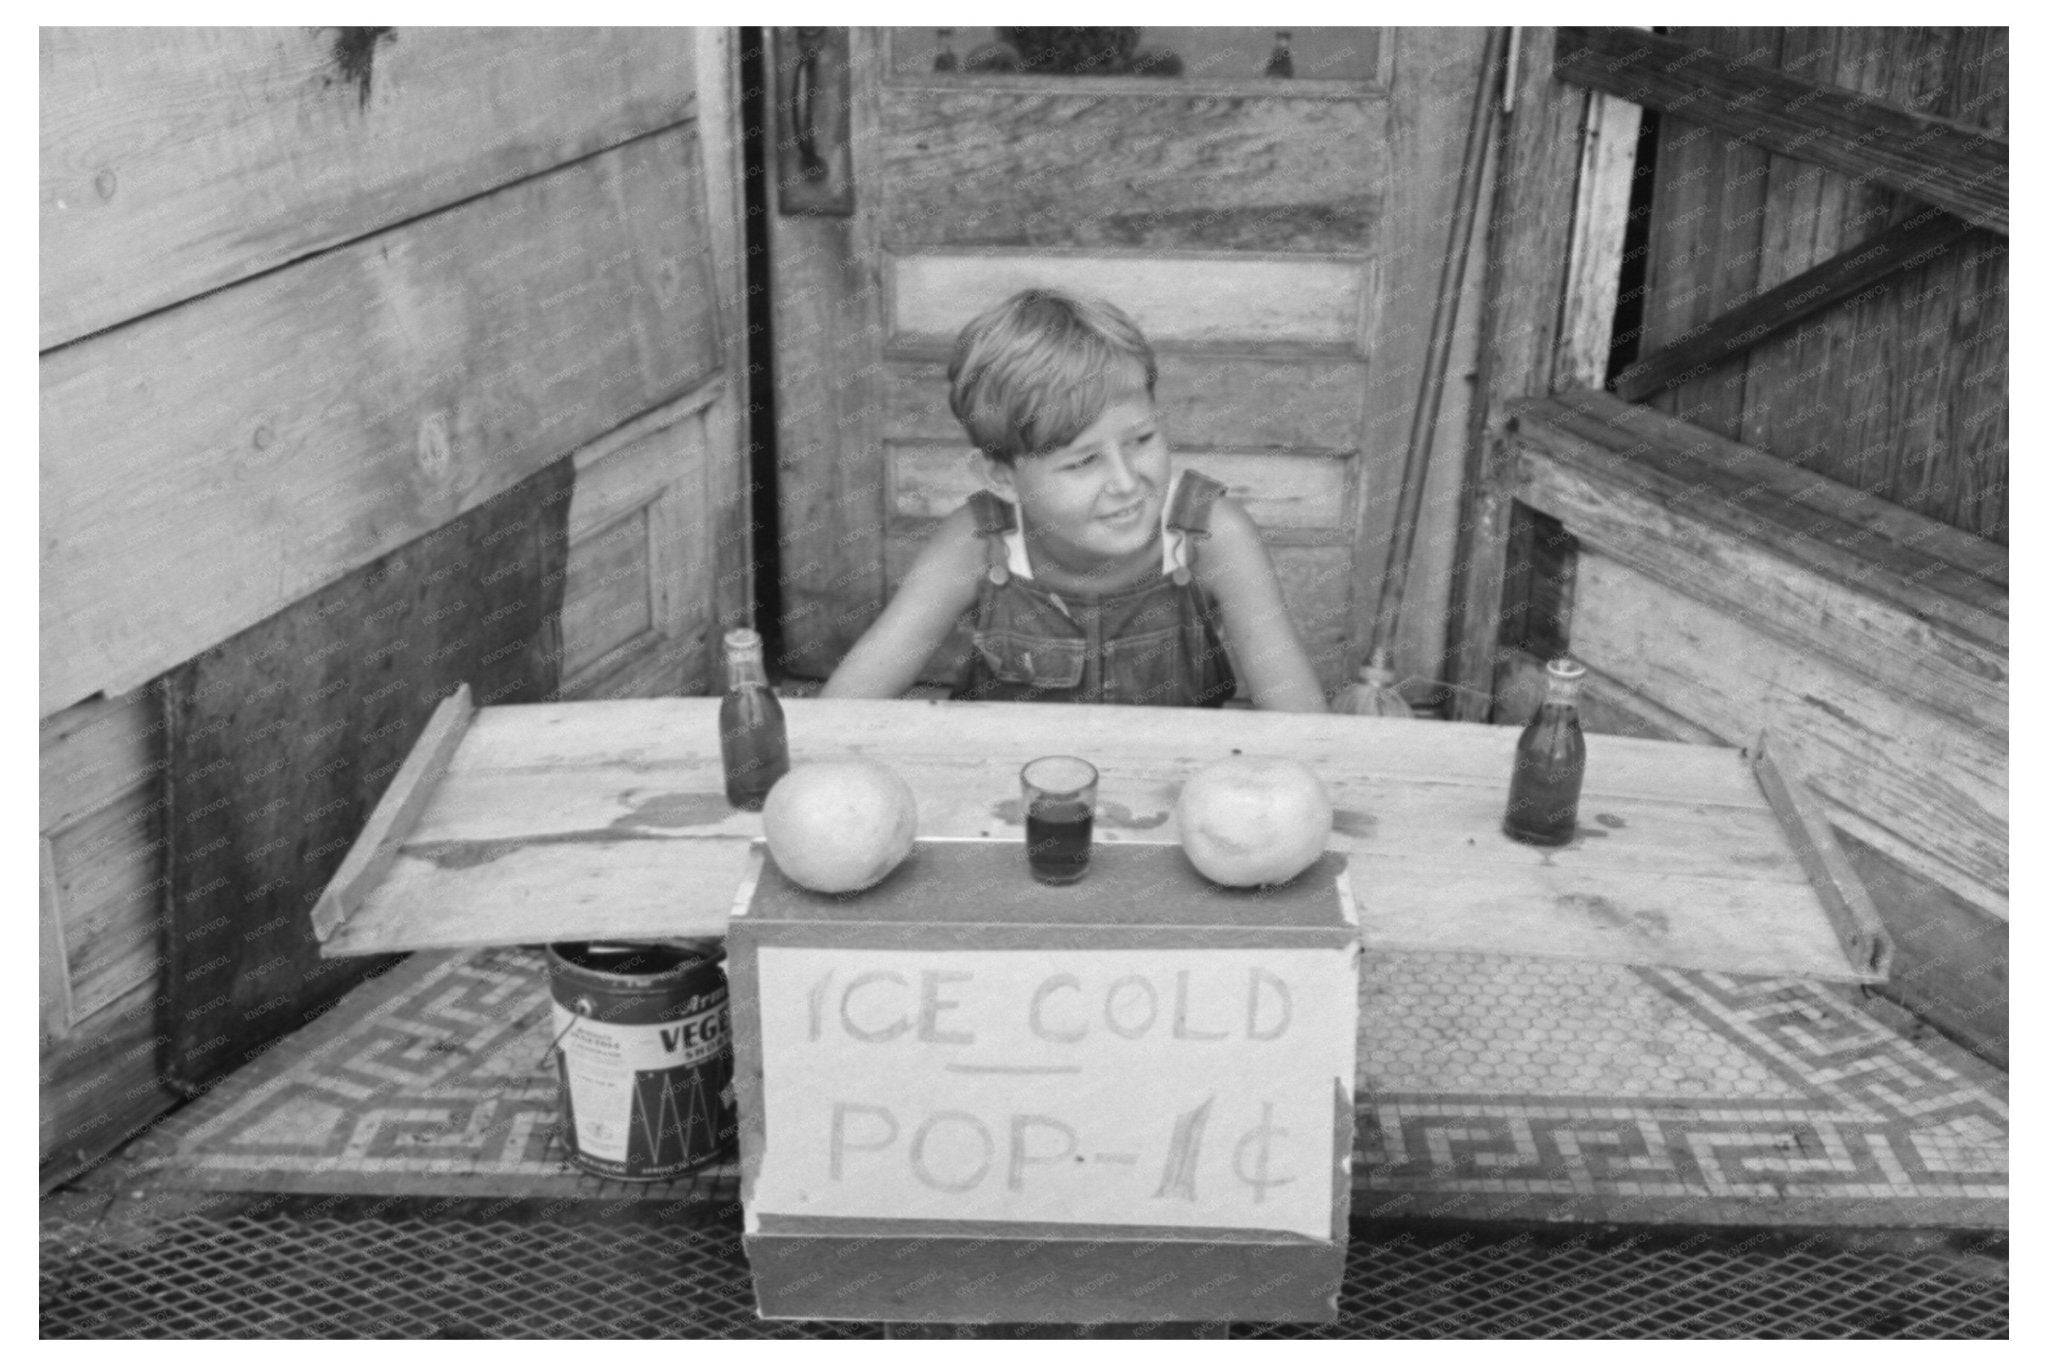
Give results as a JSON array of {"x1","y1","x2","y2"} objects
[
  {"x1": 1359, "y1": 954, "x2": 2007, "y2": 1226},
  {"x1": 110, "y1": 947, "x2": 2006, "y2": 1227},
  {"x1": 114, "y1": 948, "x2": 738, "y2": 1203}
]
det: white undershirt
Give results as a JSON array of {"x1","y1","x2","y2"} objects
[{"x1": 1002, "y1": 468, "x2": 1190, "y2": 583}]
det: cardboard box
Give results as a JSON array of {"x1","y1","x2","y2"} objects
[{"x1": 726, "y1": 839, "x2": 1360, "y2": 1325}]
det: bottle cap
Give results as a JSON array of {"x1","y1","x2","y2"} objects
[
  {"x1": 1545, "y1": 657, "x2": 1586, "y2": 682},
  {"x1": 724, "y1": 627, "x2": 763, "y2": 653}
]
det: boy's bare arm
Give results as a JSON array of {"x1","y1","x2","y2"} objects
[
  {"x1": 819, "y1": 507, "x2": 984, "y2": 699},
  {"x1": 1197, "y1": 499, "x2": 1330, "y2": 713}
]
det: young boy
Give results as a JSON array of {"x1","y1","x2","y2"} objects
[{"x1": 821, "y1": 288, "x2": 1328, "y2": 713}]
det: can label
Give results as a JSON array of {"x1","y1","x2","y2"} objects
[{"x1": 552, "y1": 994, "x2": 732, "y2": 1177}]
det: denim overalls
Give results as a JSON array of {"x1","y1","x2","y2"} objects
[{"x1": 951, "y1": 470, "x2": 1239, "y2": 707}]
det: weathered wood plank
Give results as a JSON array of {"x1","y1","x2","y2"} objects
[
  {"x1": 691, "y1": 29, "x2": 755, "y2": 647},
  {"x1": 563, "y1": 633, "x2": 710, "y2": 705},
  {"x1": 562, "y1": 510, "x2": 655, "y2": 682},
  {"x1": 447, "y1": 699, "x2": 1771, "y2": 809},
  {"x1": 310, "y1": 685, "x2": 474, "y2": 945},
  {"x1": 39, "y1": 979, "x2": 179, "y2": 1188},
  {"x1": 1445, "y1": 27, "x2": 1585, "y2": 721},
  {"x1": 1555, "y1": 26, "x2": 2008, "y2": 233},
  {"x1": 876, "y1": 87, "x2": 1384, "y2": 253},
  {"x1": 410, "y1": 747, "x2": 1803, "y2": 888},
  {"x1": 1564, "y1": 653, "x2": 1727, "y2": 747},
  {"x1": 561, "y1": 391, "x2": 717, "y2": 698},
  {"x1": 1750, "y1": 735, "x2": 1894, "y2": 979},
  {"x1": 39, "y1": 687, "x2": 161, "y2": 833},
  {"x1": 1556, "y1": 92, "x2": 1641, "y2": 389},
  {"x1": 1351, "y1": 859, "x2": 1870, "y2": 982},
  {"x1": 324, "y1": 697, "x2": 1857, "y2": 980},
  {"x1": 769, "y1": 31, "x2": 890, "y2": 680},
  {"x1": 1569, "y1": 550, "x2": 2006, "y2": 920},
  {"x1": 1641, "y1": 26, "x2": 1787, "y2": 435},
  {"x1": 39, "y1": 685, "x2": 167, "y2": 1172},
  {"x1": 46, "y1": 781, "x2": 163, "y2": 1021},
  {"x1": 881, "y1": 355, "x2": 1369, "y2": 451},
  {"x1": 1735, "y1": 26, "x2": 1855, "y2": 469},
  {"x1": 323, "y1": 835, "x2": 759, "y2": 956},
  {"x1": 889, "y1": 252, "x2": 1372, "y2": 353},
  {"x1": 1510, "y1": 409, "x2": 2006, "y2": 737},
  {"x1": 1715, "y1": 29, "x2": 2008, "y2": 543},
  {"x1": 565, "y1": 387, "x2": 719, "y2": 538},
  {"x1": 1616, "y1": 206, "x2": 1974, "y2": 403},
  {"x1": 39, "y1": 839, "x2": 74, "y2": 1047},
  {"x1": 1343, "y1": 28, "x2": 1498, "y2": 691},
  {"x1": 1358, "y1": 27, "x2": 1504, "y2": 694},
  {"x1": 886, "y1": 445, "x2": 1352, "y2": 533},
  {"x1": 40, "y1": 129, "x2": 719, "y2": 716},
  {"x1": 884, "y1": 26, "x2": 1387, "y2": 87},
  {"x1": 1835, "y1": 828, "x2": 2007, "y2": 1070},
  {"x1": 1514, "y1": 390, "x2": 2007, "y2": 641},
  {"x1": 39, "y1": 27, "x2": 698, "y2": 349}
]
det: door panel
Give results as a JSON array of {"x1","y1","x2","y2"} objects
[
  {"x1": 873, "y1": 88, "x2": 1384, "y2": 252},
  {"x1": 772, "y1": 27, "x2": 1489, "y2": 695},
  {"x1": 560, "y1": 395, "x2": 719, "y2": 701},
  {"x1": 880, "y1": 355, "x2": 1370, "y2": 448},
  {"x1": 888, "y1": 252, "x2": 1371, "y2": 353}
]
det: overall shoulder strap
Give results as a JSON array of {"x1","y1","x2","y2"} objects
[
  {"x1": 1165, "y1": 469, "x2": 1229, "y2": 536},
  {"x1": 1163, "y1": 469, "x2": 1230, "y2": 584},
  {"x1": 966, "y1": 489, "x2": 1015, "y2": 583}
]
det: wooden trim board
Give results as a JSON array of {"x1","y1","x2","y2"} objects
[
  {"x1": 1614, "y1": 207, "x2": 1977, "y2": 402},
  {"x1": 311, "y1": 684, "x2": 475, "y2": 944},
  {"x1": 1553, "y1": 26, "x2": 2007, "y2": 233},
  {"x1": 1444, "y1": 27, "x2": 1586, "y2": 722},
  {"x1": 1748, "y1": 734, "x2": 1894, "y2": 980}
]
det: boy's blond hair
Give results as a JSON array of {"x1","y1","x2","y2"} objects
[{"x1": 947, "y1": 289, "x2": 1158, "y2": 465}]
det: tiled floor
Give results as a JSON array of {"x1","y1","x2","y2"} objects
[{"x1": 85, "y1": 944, "x2": 2006, "y2": 1229}]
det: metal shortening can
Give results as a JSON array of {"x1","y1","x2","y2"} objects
[{"x1": 545, "y1": 941, "x2": 736, "y2": 1180}]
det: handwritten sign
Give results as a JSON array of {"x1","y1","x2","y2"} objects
[{"x1": 746, "y1": 945, "x2": 1353, "y2": 1240}]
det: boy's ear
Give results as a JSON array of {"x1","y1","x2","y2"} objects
[{"x1": 980, "y1": 456, "x2": 1017, "y2": 497}]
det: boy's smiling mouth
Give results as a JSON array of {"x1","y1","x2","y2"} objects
[{"x1": 1098, "y1": 501, "x2": 1147, "y2": 527}]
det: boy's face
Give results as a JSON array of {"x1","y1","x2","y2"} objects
[{"x1": 987, "y1": 393, "x2": 1170, "y2": 570}]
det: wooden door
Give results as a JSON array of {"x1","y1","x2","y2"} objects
[
  {"x1": 768, "y1": 26, "x2": 1494, "y2": 698},
  {"x1": 39, "y1": 26, "x2": 752, "y2": 1176}
]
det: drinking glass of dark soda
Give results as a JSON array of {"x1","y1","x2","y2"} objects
[{"x1": 1020, "y1": 756, "x2": 1098, "y2": 885}]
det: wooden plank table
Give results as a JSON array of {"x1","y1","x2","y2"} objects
[{"x1": 314, "y1": 693, "x2": 1887, "y2": 982}]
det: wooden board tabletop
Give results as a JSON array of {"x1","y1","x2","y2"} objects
[{"x1": 316, "y1": 696, "x2": 1885, "y2": 981}]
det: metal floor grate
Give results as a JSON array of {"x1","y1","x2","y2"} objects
[{"x1": 42, "y1": 1207, "x2": 2006, "y2": 1340}]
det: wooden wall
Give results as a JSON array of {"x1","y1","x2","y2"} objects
[
  {"x1": 1636, "y1": 26, "x2": 2008, "y2": 543},
  {"x1": 1479, "y1": 27, "x2": 2008, "y2": 1063},
  {"x1": 38, "y1": 28, "x2": 752, "y2": 1183}
]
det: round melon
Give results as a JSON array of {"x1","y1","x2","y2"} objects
[
  {"x1": 762, "y1": 759, "x2": 918, "y2": 893},
  {"x1": 1175, "y1": 756, "x2": 1333, "y2": 888}
]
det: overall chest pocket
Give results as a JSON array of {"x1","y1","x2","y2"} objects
[
  {"x1": 972, "y1": 631, "x2": 1086, "y2": 689},
  {"x1": 1101, "y1": 625, "x2": 1191, "y2": 706}
]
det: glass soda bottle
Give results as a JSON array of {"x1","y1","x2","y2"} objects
[
  {"x1": 1502, "y1": 657, "x2": 1587, "y2": 847},
  {"x1": 719, "y1": 627, "x2": 789, "y2": 811}
]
